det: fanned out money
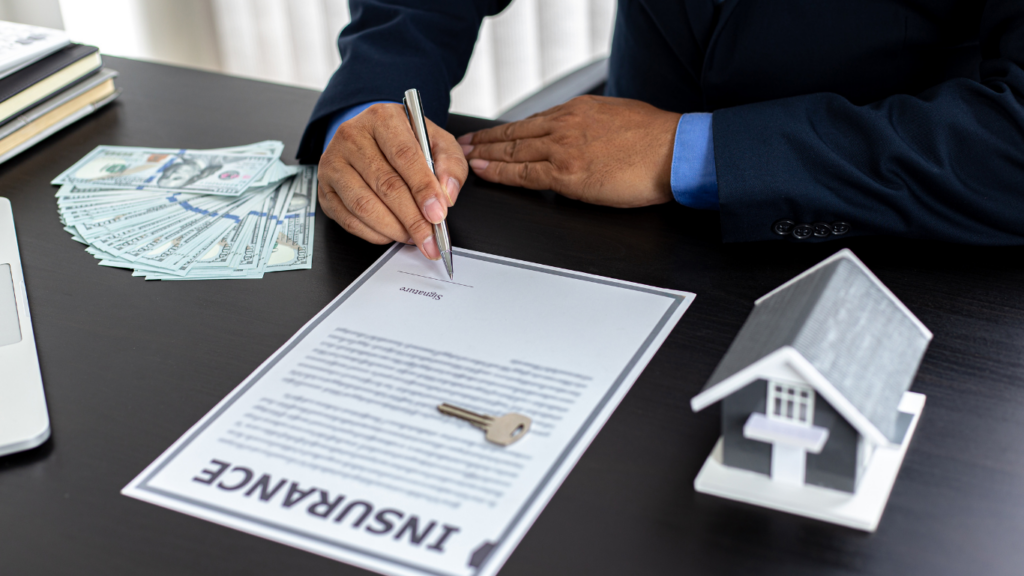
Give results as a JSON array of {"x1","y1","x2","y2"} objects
[{"x1": 54, "y1": 141, "x2": 316, "y2": 280}]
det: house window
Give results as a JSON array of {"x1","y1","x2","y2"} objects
[{"x1": 767, "y1": 381, "x2": 814, "y2": 427}]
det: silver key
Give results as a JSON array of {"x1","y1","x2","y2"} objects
[{"x1": 437, "y1": 403, "x2": 532, "y2": 446}]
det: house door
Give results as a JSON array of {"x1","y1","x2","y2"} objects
[{"x1": 767, "y1": 381, "x2": 815, "y2": 485}]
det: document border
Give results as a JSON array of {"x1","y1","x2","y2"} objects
[{"x1": 132, "y1": 244, "x2": 693, "y2": 576}]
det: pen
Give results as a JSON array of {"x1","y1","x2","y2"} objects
[{"x1": 403, "y1": 88, "x2": 454, "y2": 280}]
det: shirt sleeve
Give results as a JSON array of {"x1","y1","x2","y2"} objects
[
  {"x1": 670, "y1": 112, "x2": 720, "y2": 210},
  {"x1": 322, "y1": 101, "x2": 396, "y2": 154}
]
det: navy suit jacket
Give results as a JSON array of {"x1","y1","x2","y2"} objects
[{"x1": 298, "y1": 0, "x2": 1024, "y2": 245}]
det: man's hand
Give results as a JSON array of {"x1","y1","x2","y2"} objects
[
  {"x1": 459, "y1": 95, "x2": 681, "y2": 207},
  {"x1": 318, "y1": 103, "x2": 468, "y2": 260}
]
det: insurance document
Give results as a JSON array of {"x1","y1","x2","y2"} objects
[{"x1": 123, "y1": 244, "x2": 695, "y2": 576}]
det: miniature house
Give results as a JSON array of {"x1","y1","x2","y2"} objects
[{"x1": 690, "y1": 249, "x2": 932, "y2": 497}]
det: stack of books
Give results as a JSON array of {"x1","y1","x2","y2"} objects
[{"x1": 0, "y1": 20, "x2": 120, "y2": 166}]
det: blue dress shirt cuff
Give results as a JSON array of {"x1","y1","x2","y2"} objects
[
  {"x1": 670, "y1": 112, "x2": 720, "y2": 210},
  {"x1": 323, "y1": 100, "x2": 396, "y2": 154}
]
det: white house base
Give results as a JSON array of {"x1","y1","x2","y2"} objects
[{"x1": 694, "y1": 391, "x2": 925, "y2": 532}]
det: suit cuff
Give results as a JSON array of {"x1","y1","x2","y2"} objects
[
  {"x1": 670, "y1": 112, "x2": 719, "y2": 210},
  {"x1": 323, "y1": 100, "x2": 397, "y2": 154}
]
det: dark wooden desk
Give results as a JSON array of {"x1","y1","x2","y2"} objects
[{"x1": 1, "y1": 57, "x2": 1023, "y2": 576}]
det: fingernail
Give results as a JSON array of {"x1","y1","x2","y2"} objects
[
  {"x1": 423, "y1": 196, "x2": 446, "y2": 224},
  {"x1": 470, "y1": 159, "x2": 489, "y2": 170},
  {"x1": 420, "y1": 235, "x2": 441, "y2": 260},
  {"x1": 457, "y1": 133, "x2": 474, "y2": 145},
  {"x1": 446, "y1": 177, "x2": 461, "y2": 205},
  {"x1": 460, "y1": 144, "x2": 474, "y2": 155}
]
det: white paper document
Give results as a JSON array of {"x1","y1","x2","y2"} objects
[{"x1": 123, "y1": 244, "x2": 695, "y2": 576}]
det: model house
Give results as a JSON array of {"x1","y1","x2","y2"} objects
[{"x1": 689, "y1": 250, "x2": 931, "y2": 528}]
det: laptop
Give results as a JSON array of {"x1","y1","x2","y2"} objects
[{"x1": 0, "y1": 196, "x2": 49, "y2": 456}]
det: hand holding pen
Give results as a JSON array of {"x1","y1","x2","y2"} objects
[
  {"x1": 403, "y1": 88, "x2": 454, "y2": 278},
  {"x1": 316, "y1": 94, "x2": 466, "y2": 264}
]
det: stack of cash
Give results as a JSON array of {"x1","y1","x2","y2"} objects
[{"x1": 53, "y1": 141, "x2": 316, "y2": 280}]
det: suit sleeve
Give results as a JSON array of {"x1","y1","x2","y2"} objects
[
  {"x1": 712, "y1": 0, "x2": 1024, "y2": 244},
  {"x1": 296, "y1": 0, "x2": 511, "y2": 163}
]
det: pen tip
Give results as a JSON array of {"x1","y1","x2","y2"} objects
[{"x1": 441, "y1": 250, "x2": 453, "y2": 280}]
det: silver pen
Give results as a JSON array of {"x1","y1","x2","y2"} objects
[{"x1": 403, "y1": 88, "x2": 454, "y2": 280}]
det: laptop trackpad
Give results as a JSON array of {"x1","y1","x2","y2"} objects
[{"x1": 0, "y1": 263, "x2": 22, "y2": 347}]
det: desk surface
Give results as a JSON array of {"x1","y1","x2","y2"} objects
[{"x1": 2, "y1": 57, "x2": 1024, "y2": 576}]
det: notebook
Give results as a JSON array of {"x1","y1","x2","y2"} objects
[
  {"x1": 0, "y1": 43, "x2": 101, "y2": 128},
  {"x1": 0, "y1": 68, "x2": 120, "y2": 165}
]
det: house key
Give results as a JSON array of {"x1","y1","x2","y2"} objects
[{"x1": 437, "y1": 403, "x2": 532, "y2": 446}]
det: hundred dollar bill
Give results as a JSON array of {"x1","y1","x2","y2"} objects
[
  {"x1": 129, "y1": 177, "x2": 293, "y2": 280},
  {"x1": 253, "y1": 160, "x2": 299, "y2": 189},
  {"x1": 136, "y1": 268, "x2": 265, "y2": 281},
  {"x1": 226, "y1": 196, "x2": 272, "y2": 271},
  {"x1": 82, "y1": 194, "x2": 242, "y2": 265},
  {"x1": 266, "y1": 166, "x2": 317, "y2": 272},
  {"x1": 73, "y1": 193, "x2": 230, "y2": 244},
  {"x1": 132, "y1": 206, "x2": 249, "y2": 273},
  {"x1": 54, "y1": 141, "x2": 318, "y2": 280},
  {"x1": 53, "y1": 141, "x2": 284, "y2": 192},
  {"x1": 51, "y1": 145, "x2": 277, "y2": 196},
  {"x1": 149, "y1": 194, "x2": 272, "y2": 277},
  {"x1": 65, "y1": 226, "x2": 86, "y2": 244},
  {"x1": 60, "y1": 193, "x2": 190, "y2": 227},
  {"x1": 253, "y1": 175, "x2": 295, "y2": 272},
  {"x1": 190, "y1": 191, "x2": 273, "y2": 268},
  {"x1": 192, "y1": 141, "x2": 295, "y2": 189},
  {"x1": 203, "y1": 140, "x2": 284, "y2": 158},
  {"x1": 237, "y1": 177, "x2": 293, "y2": 273}
]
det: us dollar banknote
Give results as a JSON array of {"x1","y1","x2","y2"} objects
[
  {"x1": 52, "y1": 145, "x2": 278, "y2": 196},
  {"x1": 266, "y1": 165, "x2": 317, "y2": 272},
  {"x1": 54, "y1": 142, "x2": 318, "y2": 281}
]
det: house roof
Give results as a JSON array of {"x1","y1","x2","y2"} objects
[{"x1": 691, "y1": 249, "x2": 932, "y2": 444}]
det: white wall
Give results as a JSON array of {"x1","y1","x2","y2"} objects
[
  {"x1": 4, "y1": 0, "x2": 617, "y2": 119},
  {"x1": 208, "y1": 0, "x2": 350, "y2": 88},
  {"x1": 58, "y1": 0, "x2": 221, "y2": 71},
  {"x1": 0, "y1": 0, "x2": 63, "y2": 29},
  {"x1": 452, "y1": 0, "x2": 615, "y2": 117}
]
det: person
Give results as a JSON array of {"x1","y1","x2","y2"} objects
[{"x1": 298, "y1": 0, "x2": 1024, "y2": 262}]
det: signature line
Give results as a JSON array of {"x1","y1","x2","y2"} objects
[{"x1": 398, "y1": 270, "x2": 474, "y2": 288}]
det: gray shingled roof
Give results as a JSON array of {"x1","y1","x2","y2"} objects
[{"x1": 701, "y1": 254, "x2": 931, "y2": 443}]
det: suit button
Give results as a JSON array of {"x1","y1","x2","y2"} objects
[
  {"x1": 812, "y1": 222, "x2": 832, "y2": 237},
  {"x1": 792, "y1": 224, "x2": 813, "y2": 239},
  {"x1": 831, "y1": 221, "x2": 850, "y2": 235},
  {"x1": 772, "y1": 219, "x2": 795, "y2": 235}
]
